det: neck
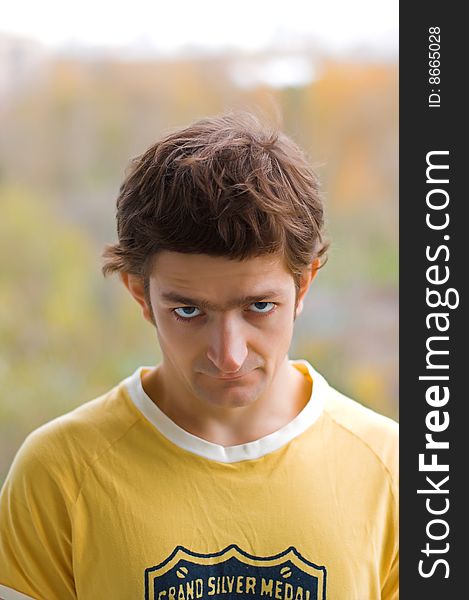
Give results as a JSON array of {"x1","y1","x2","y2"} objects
[{"x1": 141, "y1": 358, "x2": 311, "y2": 446}]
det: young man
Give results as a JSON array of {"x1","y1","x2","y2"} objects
[{"x1": 0, "y1": 113, "x2": 398, "y2": 599}]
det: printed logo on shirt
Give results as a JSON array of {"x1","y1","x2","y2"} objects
[{"x1": 145, "y1": 545, "x2": 327, "y2": 600}]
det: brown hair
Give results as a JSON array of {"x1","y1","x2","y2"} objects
[{"x1": 102, "y1": 112, "x2": 329, "y2": 294}]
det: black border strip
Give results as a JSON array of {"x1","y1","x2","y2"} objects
[{"x1": 400, "y1": 2, "x2": 464, "y2": 595}]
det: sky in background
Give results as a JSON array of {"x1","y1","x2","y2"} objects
[{"x1": 2, "y1": 0, "x2": 398, "y2": 55}]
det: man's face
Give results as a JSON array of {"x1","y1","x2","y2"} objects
[{"x1": 141, "y1": 251, "x2": 307, "y2": 410}]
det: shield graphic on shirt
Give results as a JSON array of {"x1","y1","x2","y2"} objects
[{"x1": 145, "y1": 544, "x2": 327, "y2": 600}]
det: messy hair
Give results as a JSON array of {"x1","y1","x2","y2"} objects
[{"x1": 102, "y1": 112, "x2": 329, "y2": 292}]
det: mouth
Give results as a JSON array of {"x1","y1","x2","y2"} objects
[
  {"x1": 214, "y1": 373, "x2": 246, "y2": 381},
  {"x1": 209, "y1": 370, "x2": 254, "y2": 381}
]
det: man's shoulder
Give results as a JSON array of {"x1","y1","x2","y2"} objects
[
  {"x1": 322, "y1": 384, "x2": 399, "y2": 479},
  {"x1": 7, "y1": 377, "x2": 140, "y2": 489}
]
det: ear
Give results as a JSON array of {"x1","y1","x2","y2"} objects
[
  {"x1": 295, "y1": 258, "x2": 320, "y2": 318},
  {"x1": 120, "y1": 272, "x2": 154, "y2": 325}
]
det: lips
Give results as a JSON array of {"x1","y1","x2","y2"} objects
[
  {"x1": 208, "y1": 370, "x2": 253, "y2": 381},
  {"x1": 214, "y1": 373, "x2": 246, "y2": 380},
  {"x1": 199, "y1": 367, "x2": 257, "y2": 381}
]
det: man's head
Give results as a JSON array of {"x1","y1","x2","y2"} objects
[{"x1": 102, "y1": 112, "x2": 328, "y2": 408}]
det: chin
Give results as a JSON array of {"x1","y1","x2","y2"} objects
[{"x1": 195, "y1": 383, "x2": 263, "y2": 409}]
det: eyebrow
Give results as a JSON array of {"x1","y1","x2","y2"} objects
[{"x1": 160, "y1": 290, "x2": 285, "y2": 311}]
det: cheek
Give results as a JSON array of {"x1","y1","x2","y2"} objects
[
  {"x1": 153, "y1": 312, "x2": 199, "y2": 354},
  {"x1": 252, "y1": 313, "x2": 294, "y2": 353},
  {"x1": 274, "y1": 319, "x2": 294, "y2": 347}
]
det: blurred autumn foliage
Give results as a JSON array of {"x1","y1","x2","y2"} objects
[{"x1": 0, "y1": 42, "x2": 398, "y2": 482}]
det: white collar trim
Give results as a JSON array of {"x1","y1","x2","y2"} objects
[{"x1": 123, "y1": 359, "x2": 327, "y2": 463}]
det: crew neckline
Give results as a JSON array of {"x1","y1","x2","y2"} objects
[{"x1": 123, "y1": 359, "x2": 327, "y2": 463}]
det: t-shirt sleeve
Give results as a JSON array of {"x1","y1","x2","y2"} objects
[
  {"x1": 381, "y1": 546, "x2": 399, "y2": 600},
  {"x1": 0, "y1": 432, "x2": 77, "y2": 600},
  {"x1": 381, "y1": 430, "x2": 399, "y2": 600}
]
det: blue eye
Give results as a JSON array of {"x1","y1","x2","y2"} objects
[
  {"x1": 174, "y1": 307, "x2": 202, "y2": 319},
  {"x1": 249, "y1": 301, "x2": 275, "y2": 314}
]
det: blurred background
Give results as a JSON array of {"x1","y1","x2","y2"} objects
[{"x1": 0, "y1": 0, "x2": 398, "y2": 484}]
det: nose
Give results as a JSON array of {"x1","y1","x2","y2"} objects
[{"x1": 206, "y1": 315, "x2": 248, "y2": 374}]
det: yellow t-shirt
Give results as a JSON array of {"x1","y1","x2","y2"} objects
[{"x1": 0, "y1": 360, "x2": 398, "y2": 600}]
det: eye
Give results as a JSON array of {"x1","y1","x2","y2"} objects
[
  {"x1": 174, "y1": 307, "x2": 202, "y2": 320},
  {"x1": 248, "y1": 301, "x2": 276, "y2": 314}
]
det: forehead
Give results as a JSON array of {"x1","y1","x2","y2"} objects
[{"x1": 149, "y1": 251, "x2": 293, "y2": 299}]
